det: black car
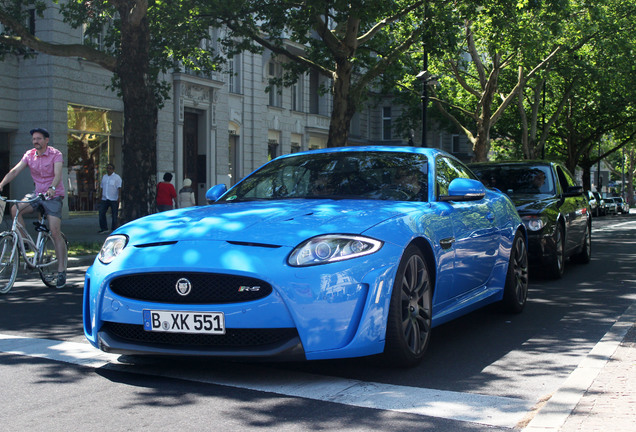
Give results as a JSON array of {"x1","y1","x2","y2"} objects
[{"x1": 469, "y1": 161, "x2": 591, "y2": 278}]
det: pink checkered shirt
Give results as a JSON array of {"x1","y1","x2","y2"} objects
[{"x1": 21, "y1": 146, "x2": 65, "y2": 197}]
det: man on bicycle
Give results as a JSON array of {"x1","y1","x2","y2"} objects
[{"x1": 0, "y1": 127, "x2": 67, "y2": 288}]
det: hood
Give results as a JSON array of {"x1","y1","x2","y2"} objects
[
  {"x1": 509, "y1": 194, "x2": 559, "y2": 215},
  {"x1": 116, "y1": 200, "x2": 413, "y2": 247}
]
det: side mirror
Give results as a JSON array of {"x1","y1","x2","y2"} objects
[
  {"x1": 206, "y1": 184, "x2": 227, "y2": 203},
  {"x1": 438, "y1": 178, "x2": 486, "y2": 202}
]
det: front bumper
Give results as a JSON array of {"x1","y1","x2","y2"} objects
[{"x1": 83, "y1": 238, "x2": 401, "y2": 361}]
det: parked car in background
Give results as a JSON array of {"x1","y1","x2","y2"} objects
[
  {"x1": 607, "y1": 197, "x2": 628, "y2": 214},
  {"x1": 604, "y1": 196, "x2": 618, "y2": 215},
  {"x1": 470, "y1": 161, "x2": 591, "y2": 279},
  {"x1": 592, "y1": 191, "x2": 606, "y2": 216},
  {"x1": 84, "y1": 147, "x2": 529, "y2": 367},
  {"x1": 586, "y1": 191, "x2": 599, "y2": 217},
  {"x1": 617, "y1": 197, "x2": 630, "y2": 213}
]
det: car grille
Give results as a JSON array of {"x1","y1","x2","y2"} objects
[
  {"x1": 102, "y1": 322, "x2": 298, "y2": 348},
  {"x1": 109, "y1": 272, "x2": 272, "y2": 304}
]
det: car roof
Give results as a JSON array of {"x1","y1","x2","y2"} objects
[{"x1": 276, "y1": 145, "x2": 451, "y2": 160}]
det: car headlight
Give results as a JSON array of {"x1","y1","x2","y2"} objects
[
  {"x1": 98, "y1": 235, "x2": 128, "y2": 264},
  {"x1": 521, "y1": 216, "x2": 546, "y2": 231},
  {"x1": 288, "y1": 235, "x2": 383, "y2": 267}
]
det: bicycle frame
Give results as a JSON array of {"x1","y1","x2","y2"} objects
[{"x1": 0, "y1": 195, "x2": 60, "y2": 272}]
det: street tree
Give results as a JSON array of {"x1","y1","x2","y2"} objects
[
  {"x1": 202, "y1": 0, "x2": 452, "y2": 148},
  {"x1": 424, "y1": 1, "x2": 566, "y2": 162},
  {"x1": 544, "y1": 0, "x2": 636, "y2": 189},
  {"x1": 0, "y1": 0, "x2": 218, "y2": 222}
]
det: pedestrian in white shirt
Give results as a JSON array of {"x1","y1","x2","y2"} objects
[
  {"x1": 178, "y1": 178, "x2": 196, "y2": 208},
  {"x1": 98, "y1": 163, "x2": 122, "y2": 233}
]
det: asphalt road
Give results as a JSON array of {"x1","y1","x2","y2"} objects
[{"x1": 0, "y1": 212, "x2": 634, "y2": 431}]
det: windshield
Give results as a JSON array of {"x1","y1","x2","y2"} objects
[
  {"x1": 471, "y1": 164, "x2": 555, "y2": 196},
  {"x1": 218, "y1": 151, "x2": 429, "y2": 203}
]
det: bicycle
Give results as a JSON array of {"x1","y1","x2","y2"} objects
[{"x1": 0, "y1": 194, "x2": 68, "y2": 293}]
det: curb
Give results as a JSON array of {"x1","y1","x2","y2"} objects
[{"x1": 523, "y1": 302, "x2": 636, "y2": 431}]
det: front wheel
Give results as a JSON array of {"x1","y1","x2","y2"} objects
[
  {"x1": 546, "y1": 223, "x2": 565, "y2": 279},
  {"x1": 572, "y1": 222, "x2": 591, "y2": 264},
  {"x1": 383, "y1": 245, "x2": 432, "y2": 367},
  {"x1": 37, "y1": 232, "x2": 68, "y2": 288},
  {"x1": 0, "y1": 233, "x2": 19, "y2": 294},
  {"x1": 501, "y1": 232, "x2": 529, "y2": 313}
]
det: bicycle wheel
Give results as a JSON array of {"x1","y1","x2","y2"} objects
[
  {"x1": 37, "y1": 232, "x2": 68, "y2": 288},
  {"x1": 0, "y1": 232, "x2": 19, "y2": 294}
]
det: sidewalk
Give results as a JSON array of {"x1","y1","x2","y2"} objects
[
  {"x1": 524, "y1": 303, "x2": 636, "y2": 431},
  {"x1": 63, "y1": 212, "x2": 636, "y2": 431},
  {"x1": 64, "y1": 212, "x2": 109, "y2": 267}
]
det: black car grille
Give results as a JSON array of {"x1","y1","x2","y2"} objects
[
  {"x1": 102, "y1": 322, "x2": 298, "y2": 348},
  {"x1": 109, "y1": 272, "x2": 272, "y2": 304}
]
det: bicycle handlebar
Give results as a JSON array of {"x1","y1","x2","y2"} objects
[{"x1": 0, "y1": 193, "x2": 48, "y2": 204}]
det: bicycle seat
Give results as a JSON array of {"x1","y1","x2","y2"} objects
[{"x1": 33, "y1": 220, "x2": 49, "y2": 233}]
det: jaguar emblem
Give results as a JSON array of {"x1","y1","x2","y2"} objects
[{"x1": 175, "y1": 278, "x2": 192, "y2": 296}]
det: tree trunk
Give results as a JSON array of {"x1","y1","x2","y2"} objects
[
  {"x1": 116, "y1": 2, "x2": 157, "y2": 223},
  {"x1": 471, "y1": 81, "x2": 495, "y2": 162},
  {"x1": 579, "y1": 159, "x2": 592, "y2": 191},
  {"x1": 327, "y1": 61, "x2": 355, "y2": 148}
]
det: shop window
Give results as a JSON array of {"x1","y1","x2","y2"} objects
[{"x1": 67, "y1": 104, "x2": 123, "y2": 212}]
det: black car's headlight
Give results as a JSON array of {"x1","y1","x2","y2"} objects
[
  {"x1": 98, "y1": 235, "x2": 128, "y2": 264},
  {"x1": 521, "y1": 215, "x2": 547, "y2": 231},
  {"x1": 288, "y1": 235, "x2": 383, "y2": 267}
]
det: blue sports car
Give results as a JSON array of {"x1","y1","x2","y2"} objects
[{"x1": 84, "y1": 147, "x2": 528, "y2": 367}]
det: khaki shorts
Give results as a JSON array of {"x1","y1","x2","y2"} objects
[{"x1": 26, "y1": 194, "x2": 63, "y2": 219}]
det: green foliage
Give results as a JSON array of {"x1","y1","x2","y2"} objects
[{"x1": 57, "y1": 0, "x2": 223, "y2": 107}]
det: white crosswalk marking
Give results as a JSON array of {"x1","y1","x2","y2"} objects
[{"x1": 0, "y1": 333, "x2": 534, "y2": 428}]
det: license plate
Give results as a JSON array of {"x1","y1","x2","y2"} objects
[{"x1": 143, "y1": 310, "x2": 225, "y2": 334}]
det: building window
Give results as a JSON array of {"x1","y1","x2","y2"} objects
[
  {"x1": 268, "y1": 139, "x2": 279, "y2": 160},
  {"x1": 268, "y1": 61, "x2": 283, "y2": 107},
  {"x1": 228, "y1": 55, "x2": 241, "y2": 94},
  {"x1": 81, "y1": 18, "x2": 112, "y2": 50},
  {"x1": 67, "y1": 104, "x2": 123, "y2": 212},
  {"x1": 28, "y1": 9, "x2": 36, "y2": 35},
  {"x1": 292, "y1": 75, "x2": 304, "y2": 112},
  {"x1": 382, "y1": 107, "x2": 392, "y2": 141},
  {"x1": 291, "y1": 133, "x2": 302, "y2": 153},
  {"x1": 309, "y1": 70, "x2": 320, "y2": 115},
  {"x1": 350, "y1": 112, "x2": 361, "y2": 138},
  {"x1": 452, "y1": 135, "x2": 460, "y2": 153}
]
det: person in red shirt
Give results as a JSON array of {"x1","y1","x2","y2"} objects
[{"x1": 156, "y1": 172, "x2": 177, "y2": 212}]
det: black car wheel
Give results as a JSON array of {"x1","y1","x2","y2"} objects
[
  {"x1": 383, "y1": 245, "x2": 432, "y2": 367},
  {"x1": 546, "y1": 223, "x2": 565, "y2": 279},
  {"x1": 501, "y1": 231, "x2": 529, "y2": 313},
  {"x1": 572, "y1": 222, "x2": 592, "y2": 264}
]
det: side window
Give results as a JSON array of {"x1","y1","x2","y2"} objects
[
  {"x1": 556, "y1": 166, "x2": 572, "y2": 193},
  {"x1": 436, "y1": 156, "x2": 475, "y2": 196}
]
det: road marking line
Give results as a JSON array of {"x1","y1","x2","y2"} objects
[
  {"x1": 0, "y1": 333, "x2": 534, "y2": 428},
  {"x1": 593, "y1": 219, "x2": 636, "y2": 232}
]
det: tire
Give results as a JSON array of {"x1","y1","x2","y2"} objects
[
  {"x1": 501, "y1": 232, "x2": 529, "y2": 313},
  {"x1": 383, "y1": 245, "x2": 432, "y2": 367},
  {"x1": 37, "y1": 232, "x2": 68, "y2": 288},
  {"x1": 572, "y1": 222, "x2": 592, "y2": 264},
  {"x1": 0, "y1": 233, "x2": 19, "y2": 294},
  {"x1": 546, "y1": 223, "x2": 565, "y2": 279}
]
